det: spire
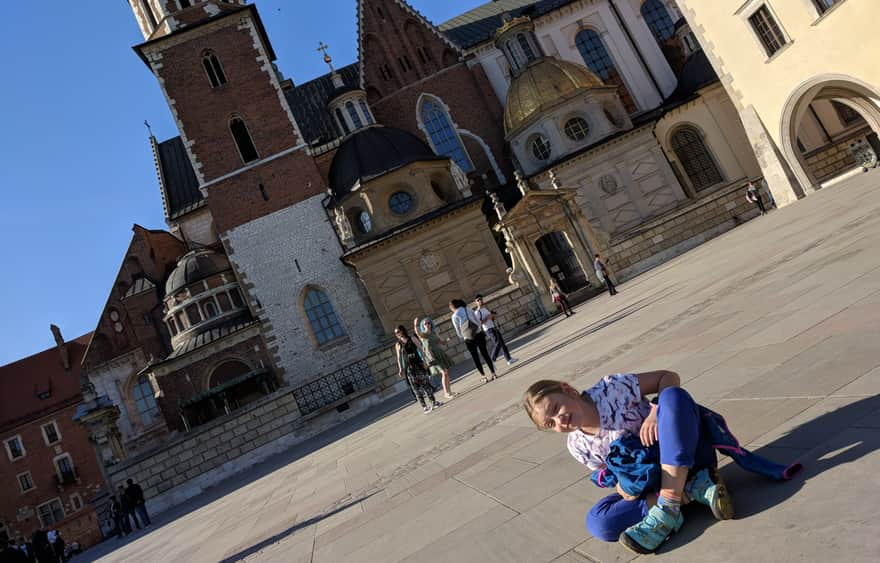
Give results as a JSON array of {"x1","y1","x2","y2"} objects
[{"x1": 319, "y1": 41, "x2": 345, "y2": 89}]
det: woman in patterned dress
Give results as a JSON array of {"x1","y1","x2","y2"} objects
[
  {"x1": 522, "y1": 371, "x2": 734, "y2": 554},
  {"x1": 414, "y1": 317, "x2": 456, "y2": 400},
  {"x1": 394, "y1": 325, "x2": 440, "y2": 413}
]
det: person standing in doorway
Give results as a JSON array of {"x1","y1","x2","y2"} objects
[
  {"x1": 414, "y1": 317, "x2": 456, "y2": 400},
  {"x1": 745, "y1": 181, "x2": 767, "y2": 215},
  {"x1": 126, "y1": 478, "x2": 151, "y2": 527},
  {"x1": 473, "y1": 295, "x2": 517, "y2": 366},
  {"x1": 549, "y1": 279, "x2": 574, "y2": 317},
  {"x1": 450, "y1": 299, "x2": 498, "y2": 383},
  {"x1": 594, "y1": 254, "x2": 618, "y2": 296},
  {"x1": 395, "y1": 325, "x2": 441, "y2": 413}
]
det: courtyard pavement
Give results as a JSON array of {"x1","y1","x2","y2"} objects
[{"x1": 85, "y1": 171, "x2": 880, "y2": 562}]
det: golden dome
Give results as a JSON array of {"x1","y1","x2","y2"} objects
[{"x1": 503, "y1": 57, "x2": 604, "y2": 136}]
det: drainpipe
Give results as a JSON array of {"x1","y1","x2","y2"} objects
[{"x1": 608, "y1": 0, "x2": 664, "y2": 103}]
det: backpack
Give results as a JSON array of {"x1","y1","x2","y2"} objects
[{"x1": 460, "y1": 311, "x2": 481, "y2": 340}]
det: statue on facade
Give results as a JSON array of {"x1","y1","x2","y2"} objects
[
  {"x1": 515, "y1": 170, "x2": 530, "y2": 196},
  {"x1": 489, "y1": 191, "x2": 507, "y2": 221},
  {"x1": 549, "y1": 169, "x2": 562, "y2": 190},
  {"x1": 450, "y1": 161, "x2": 472, "y2": 196},
  {"x1": 333, "y1": 206, "x2": 354, "y2": 246}
]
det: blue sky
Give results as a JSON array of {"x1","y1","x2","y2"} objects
[{"x1": 0, "y1": 0, "x2": 484, "y2": 364}]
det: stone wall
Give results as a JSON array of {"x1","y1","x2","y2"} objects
[
  {"x1": 802, "y1": 128, "x2": 870, "y2": 182},
  {"x1": 106, "y1": 283, "x2": 540, "y2": 515},
  {"x1": 609, "y1": 180, "x2": 769, "y2": 280}
]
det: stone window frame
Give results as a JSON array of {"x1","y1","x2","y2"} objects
[
  {"x1": 36, "y1": 497, "x2": 65, "y2": 529},
  {"x1": 640, "y1": 0, "x2": 676, "y2": 44},
  {"x1": 53, "y1": 452, "x2": 77, "y2": 484},
  {"x1": 3, "y1": 434, "x2": 26, "y2": 462},
  {"x1": 139, "y1": 0, "x2": 158, "y2": 33},
  {"x1": 17, "y1": 470, "x2": 35, "y2": 494},
  {"x1": 668, "y1": 123, "x2": 725, "y2": 192},
  {"x1": 300, "y1": 286, "x2": 348, "y2": 349},
  {"x1": 130, "y1": 373, "x2": 161, "y2": 429},
  {"x1": 202, "y1": 50, "x2": 228, "y2": 89},
  {"x1": 388, "y1": 189, "x2": 416, "y2": 216},
  {"x1": 70, "y1": 492, "x2": 84, "y2": 512},
  {"x1": 416, "y1": 94, "x2": 474, "y2": 173},
  {"x1": 738, "y1": 1, "x2": 792, "y2": 61},
  {"x1": 40, "y1": 420, "x2": 61, "y2": 446},
  {"x1": 572, "y1": 26, "x2": 638, "y2": 113},
  {"x1": 528, "y1": 132, "x2": 553, "y2": 162}
]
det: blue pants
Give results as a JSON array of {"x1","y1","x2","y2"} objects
[{"x1": 586, "y1": 387, "x2": 715, "y2": 542}]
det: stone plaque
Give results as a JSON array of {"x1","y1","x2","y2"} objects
[
  {"x1": 598, "y1": 174, "x2": 618, "y2": 195},
  {"x1": 419, "y1": 252, "x2": 442, "y2": 273}
]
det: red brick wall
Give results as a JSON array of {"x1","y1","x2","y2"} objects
[{"x1": 0, "y1": 404, "x2": 105, "y2": 549}]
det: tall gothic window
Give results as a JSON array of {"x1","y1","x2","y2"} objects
[
  {"x1": 671, "y1": 126, "x2": 723, "y2": 191},
  {"x1": 230, "y1": 117, "x2": 259, "y2": 163},
  {"x1": 202, "y1": 51, "x2": 227, "y2": 88},
  {"x1": 140, "y1": 0, "x2": 158, "y2": 31},
  {"x1": 303, "y1": 288, "x2": 346, "y2": 345},
  {"x1": 574, "y1": 29, "x2": 637, "y2": 113},
  {"x1": 133, "y1": 376, "x2": 159, "y2": 427},
  {"x1": 419, "y1": 98, "x2": 473, "y2": 172},
  {"x1": 641, "y1": 0, "x2": 675, "y2": 44}
]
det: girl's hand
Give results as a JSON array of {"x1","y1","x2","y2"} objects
[
  {"x1": 639, "y1": 405, "x2": 659, "y2": 446},
  {"x1": 398, "y1": 370, "x2": 404, "y2": 379},
  {"x1": 616, "y1": 483, "x2": 638, "y2": 501}
]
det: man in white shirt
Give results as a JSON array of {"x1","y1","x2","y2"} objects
[{"x1": 473, "y1": 294, "x2": 518, "y2": 366}]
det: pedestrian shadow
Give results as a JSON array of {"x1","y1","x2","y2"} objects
[
  {"x1": 662, "y1": 394, "x2": 880, "y2": 552},
  {"x1": 216, "y1": 492, "x2": 377, "y2": 563}
]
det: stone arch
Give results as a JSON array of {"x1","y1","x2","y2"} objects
[
  {"x1": 459, "y1": 129, "x2": 507, "y2": 186},
  {"x1": 780, "y1": 73, "x2": 880, "y2": 191},
  {"x1": 207, "y1": 358, "x2": 253, "y2": 390},
  {"x1": 415, "y1": 93, "x2": 473, "y2": 173}
]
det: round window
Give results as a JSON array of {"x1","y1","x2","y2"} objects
[
  {"x1": 530, "y1": 135, "x2": 552, "y2": 161},
  {"x1": 357, "y1": 210, "x2": 372, "y2": 234},
  {"x1": 564, "y1": 117, "x2": 590, "y2": 141},
  {"x1": 389, "y1": 191, "x2": 414, "y2": 215}
]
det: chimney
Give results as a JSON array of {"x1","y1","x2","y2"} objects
[{"x1": 50, "y1": 324, "x2": 70, "y2": 370}]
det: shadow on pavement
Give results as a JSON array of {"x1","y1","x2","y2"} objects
[
  {"x1": 217, "y1": 492, "x2": 378, "y2": 563},
  {"x1": 663, "y1": 394, "x2": 880, "y2": 552}
]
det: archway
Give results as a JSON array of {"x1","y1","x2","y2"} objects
[
  {"x1": 781, "y1": 74, "x2": 880, "y2": 192},
  {"x1": 535, "y1": 232, "x2": 588, "y2": 293}
]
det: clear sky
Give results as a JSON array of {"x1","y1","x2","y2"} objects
[{"x1": 0, "y1": 0, "x2": 485, "y2": 364}]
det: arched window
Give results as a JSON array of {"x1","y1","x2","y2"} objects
[
  {"x1": 575, "y1": 29, "x2": 637, "y2": 113},
  {"x1": 359, "y1": 99, "x2": 375, "y2": 125},
  {"x1": 335, "y1": 107, "x2": 350, "y2": 136},
  {"x1": 133, "y1": 375, "x2": 159, "y2": 427},
  {"x1": 671, "y1": 127, "x2": 723, "y2": 191},
  {"x1": 229, "y1": 117, "x2": 259, "y2": 163},
  {"x1": 303, "y1": 288, "x2": 346, "y2": 345},
  {"x1": 641, "y1": 0, "x2": 675, "y2": 44},
  {"x1": 564, "y1": 117, "x2": 590, "y2": 141},
  {"x1": 202, "y1": 51, "x2": 227, "y2": 88},
  {"x1": 140, "y1": 0, "x2": 158, "y2": 31},
  {"x1": 202, "y1": 299, "x2": 218, "y2": 319},
  {"x1": 346, "y1": 101, "x2": 364, "y2": 130},
  {"x1": 419, "y1": 98, "x2": 473, "y2": 172},
  {"x1": 516, "y1": 33, "x2": 537, "y2": 63}
]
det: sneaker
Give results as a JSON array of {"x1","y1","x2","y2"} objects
[
  {"x1": 506, "y1": 358, "x2": 518, "y2": 365},
  {"x1": 432, "y1": 401, "x2": 442, "y2": 409},
  {"x1": 444, "y1": 392, "x2": 456, "y2": 400},
  {"x1": 618, "y1": 504, "x2": 684, "y2": 554},
  {"x1": 423, "y1": 405, "x2": 431, "y2": 414},
  {"x1": 687, "y1": 467, "x2": 734, "y2": 520}
]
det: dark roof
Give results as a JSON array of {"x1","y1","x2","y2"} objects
[
  {"x1": 285, "y1": 63, "x2": 361, "y2": 146},
  {"x1": 0, "y1": 333, "x2": 91, "y2": 431},
  {"x1": 665, "y1": 49, "x2": 718, "y2": 104},
  {"x1": 328, "y1": 126, "x2": 446, "y2": 199},
  {"x1": 156, "y1": 136, "x2": 204, "y2": 220},
  {"x1": 165, "y1": 248, "x2": 232, "y2": 295},
  {"x1": 438, "y1": 0, "x2": 579, "y2": 49}
]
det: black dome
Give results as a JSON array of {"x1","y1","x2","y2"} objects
[
  {"x1": 328, "y1": 126, "x2": 446, "y2": 198},
  {"x1": 165, "y1": 249, "x2": 231, "y2": 295}
]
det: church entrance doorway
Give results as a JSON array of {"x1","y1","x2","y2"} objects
[{"x1": 535, "y1": 232, "x2": 588, "y2": 293}]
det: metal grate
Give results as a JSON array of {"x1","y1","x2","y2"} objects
[{"x1": 292, "y1": 360, "x2": 375, "y2": 416}]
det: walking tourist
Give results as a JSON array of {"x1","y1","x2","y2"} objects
[
  {"x1": 126, "y1": 478, "x2": 151, "y2": 527},
  {"x1": 745, "y1": 181, "x2": 767, "y2": 215},
  {"x1": 473, "y1": 294, "x2": 517, "y2": 365},
  {"x1": 413, "y1": 316, "x2": 455, "y2": 399},
  {"x1": 549, "y1": 279, "x2": 574, "y2": 317},
  {"x1": 449, "y1": 299, "x2": 497, "y2": 383},
  {"x1": 522, "y1": 371, "x2": 801, "y2": 554},
  {"x1": 394, "y1": 325, "x2": 441, "y2": 413},
  {"x1": 593, "y1": 253, "x2": 617, "y2": 296},
  {"x1": 118, "y1": 484, "x2": 140, "y2": 531}
]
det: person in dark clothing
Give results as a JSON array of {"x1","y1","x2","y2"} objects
[
  {"x1": 394, "y1": 325, "x2": 440, "y2": 413},
  {"x1": 745, "y1": 181, "x2": 767, "y2": 215},
  {"x1": 594, "y1": 254, "x2": 617, "y2": 296},
  {"x1": 51, "y1": 532, "x2": 64, "y2": 563},
  {"x1": 110, "y1": 494, "x2": 127, "y2": 537},
  {"x1": 29, "y1": 530, "x2": 54, "y2": 563},
  {"x1": 125, "y1": 478, "x2": 151, "y2": 527},
  {"x1": 117, "y1": 485, "x2": 140, "y2": 532},
  {"x1": 1, "y1": 536, "x2": 30, "y2": 563}
]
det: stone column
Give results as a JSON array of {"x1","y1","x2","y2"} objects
[{"x1": 738, "y1": 104, "x2": 806, "y2": 206}]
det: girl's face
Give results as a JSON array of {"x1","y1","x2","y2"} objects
[
  {"x1": 394, "y1": 329, "x2": 408, "y2": 342},
  {"x1": 531, "y1": 387, "x2": 588, "y2": 433}
]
